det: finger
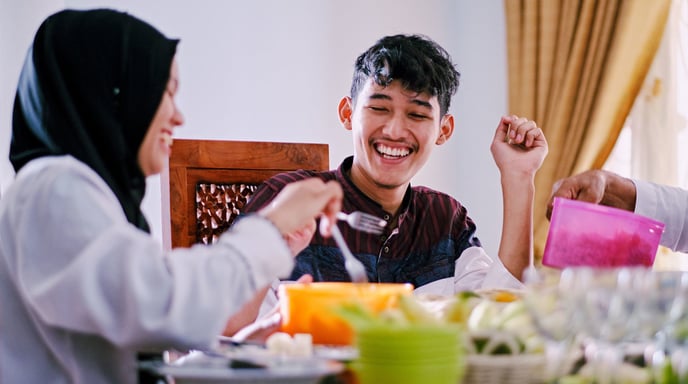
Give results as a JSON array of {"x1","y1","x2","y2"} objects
[
  {"x1": 545, "y1": 180, "x2": 563, "y2": 220},
  {"x1": 494, "y1": 115, "x2": 511, "y2": 143},
  {"x1": 318, "y1": 181, "x2": 343, "y2": 237},
  {"x1": 243, "y1": 319, "x2": 282, "y2": 343},
  {"x1": 319, "y1": 214, "x2": 333, "y2": 238},
  {"x1": 509, "y1": 118, "x2": 535, "y2": 144},
  {"x1": 507, "y1": 116, "x2": 527, "y2": 141},
  {"x1": 575, "y1": 187, "x2": 605, "y2": 204},
  {"x1": 296, "y1": 274, "x2": 313, "y2": 283},
  {"x1": 524, "y1": 127, "x2": 544, "y2": 147}
]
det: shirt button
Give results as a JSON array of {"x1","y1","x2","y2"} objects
[
  {"x1": 380, "y1": 235, "x2": 386, "y2": 241},
  {"x1": 383, "y1": 214, "x2": 390, "y2": 221},
  {"x1": 383, "y1": 246, "x2": 389, "y2": 253}
]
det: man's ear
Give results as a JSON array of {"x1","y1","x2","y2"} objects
[
  {"x1": 436, "y1": 114, "x2": 455, "y2": 145},
  {"x1": 338, "y1": 97, "x2": 353, "y2": 131}
]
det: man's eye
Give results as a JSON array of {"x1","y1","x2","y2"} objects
[
  {"x1": 368, "y1": 106, "x2": 387, "y2": 112},
  {"x1": 409, "y1": 113, "x2": 428, "y2": 119}
]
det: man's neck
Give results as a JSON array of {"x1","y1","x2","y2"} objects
[{"x1": 348, "y1": 166, "x2": 407, "y2": 215}]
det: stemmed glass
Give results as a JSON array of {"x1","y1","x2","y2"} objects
[
  {"x1": 633, "y1": 271, "x2": 688, "y2": 382},
  {"x1": 571, "y1": 267, "x2": 688, "y2": 384},
  {"x1": 573, "y1": 266, "x2": 647, "y2": 384},
  {"x1": 523, "y1": 267, "x2": 584, "y2": 383}
]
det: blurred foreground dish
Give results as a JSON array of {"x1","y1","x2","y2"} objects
[{"x1": 279, "y1": 282, "x2": 413, "y2": 345}]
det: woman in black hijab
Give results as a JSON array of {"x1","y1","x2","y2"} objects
[
  {"x1": 0, "y1": 9, "x2": 342, "y2": 384},
  {"x1": 9, "y1": 8, "x2": 173, "y2": 232}
]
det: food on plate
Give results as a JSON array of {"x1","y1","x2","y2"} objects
[
  {"x1": 265, "y1": 332, "x2": 313, "y2": 357},
  {"x1": 334, "y1": 290, "x2": 544, "y2": 356}
]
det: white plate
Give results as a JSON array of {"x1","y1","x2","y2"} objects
[
  {"x1": 216, "y1": 336, "x2": 358, "y2": 362},
  {"x1": 141, "y1": 351, "x2": 344, "y2": 384},
  {"x1": 313, "y1": 345, "x2": 358, "y2": 361}
]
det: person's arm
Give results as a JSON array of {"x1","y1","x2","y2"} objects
[
  {"x1": 546, "y1": 169, "x2": 637, "y2": 219},
  {"x1": 223, "y1": 173, "x2": 320, "y2": 336},
  {"x1": 12, "y1": 160, "x2": 290, "y2": 350},
  {"x1": 14, "y1": 159, "x2": 341, "y2": 349},
  {"x1": 635, "y1": 180, "x2": 688, "y2": 252},
  {"x1": 490, "y1": 115, "x2": 548, "y2": 280}
]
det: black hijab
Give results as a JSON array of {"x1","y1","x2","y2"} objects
[{"x1": 10, "y1": 9, "x2": 179, "y2": 232}]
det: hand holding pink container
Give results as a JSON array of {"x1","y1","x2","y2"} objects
[{"x1": 542, "y1": 197, "x2": 665, "y2": 268}]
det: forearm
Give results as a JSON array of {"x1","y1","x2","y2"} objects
[
  {"x1": 497, "y1": 172, "x2": 536, "y2": 281},
  {"x1": 222, "y1": 285, "x2": 271, "y2": 336}
]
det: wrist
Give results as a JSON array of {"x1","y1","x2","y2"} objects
[
  {"x1": 257, "y1": 207, "x2": 285, "y2": 235},
  {"x1": 603, "y1": 172, "x2": 637, "y2": 212},
  {"x1": 500, "y1": 171, "x2": 536, "y2": 188}
]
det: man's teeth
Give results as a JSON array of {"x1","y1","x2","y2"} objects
[
  {"x1": 163, "y1": 135, "x2": 173, "y2": 146},
  {"x1": 376, "y1": 144, "x2": 410, "y2": 157}
]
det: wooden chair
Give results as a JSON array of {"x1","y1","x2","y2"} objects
[{"x1": 161, "y1": 139, "x2": 329, "y2": 250}]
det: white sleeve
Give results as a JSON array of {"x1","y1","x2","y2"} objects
[
  {"x1": 634, "y1": 179, "x2": 688, "y2": 252},
  {"x1": 10, "y1": 159, "x2": 292, "y2": 350},
  {"x1": 412, "y1": 246, "x2": 524, "y2": 296}
]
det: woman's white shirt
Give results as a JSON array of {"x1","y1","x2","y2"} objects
[{"x1": 0, "y1": 155, "x2": 293, "y2": 383}]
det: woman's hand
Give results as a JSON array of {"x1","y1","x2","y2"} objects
[
  {"x1": 231, "y1": 275, "x2": 314, "y2": 343},
  {"x1": 259, "y1": 178, "x2": 342, "y2": 244},
  {"x1": 283, "y1": 220, "x2": 316, "y2": 255}
]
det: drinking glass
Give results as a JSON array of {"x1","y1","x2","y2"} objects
[
  {"x1": 633, "y1": 271, "x2": 688, "y2": 382},
  {"x1": 574, "y1": 266, "x2": 656, "y2": 384},
  {"x1": 523, "y1": 267, "x2": 583, "y2": 382}
]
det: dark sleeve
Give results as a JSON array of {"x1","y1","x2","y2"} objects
[{"x1": 451, "y1": 201, "x2": 482, "y2": 256}]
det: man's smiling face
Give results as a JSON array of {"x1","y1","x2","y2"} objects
[{"x1": 344, "y1": 79, "x2": 452, "y2": 192}]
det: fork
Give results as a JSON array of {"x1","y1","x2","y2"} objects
[
  {"x1": 330, "y1": 224, "x2": 369, "y2": 283},
  {"x1": 336, "y1": 211, "x2": 387, "y2": 234}
]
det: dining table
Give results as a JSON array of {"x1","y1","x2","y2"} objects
[{"x1": 145, "y1": 266, "x2": 688, "y2": 384}]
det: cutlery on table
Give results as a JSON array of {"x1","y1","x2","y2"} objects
[
  {"x1": 330, "y1": 225, "x2": 369, "y2": 283},
  {"x1": 336, "y1": 211, "x2": 387, "y2": 235}
]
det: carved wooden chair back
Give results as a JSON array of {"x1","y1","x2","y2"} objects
[{"x1": 161, "y1": 139, "x2": 329, "y2": 250}]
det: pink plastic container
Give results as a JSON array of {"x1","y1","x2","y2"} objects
[{"x1": 542, "y1": 197, "x2": 665, "y2": 268}]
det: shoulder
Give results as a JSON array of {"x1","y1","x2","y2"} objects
[
  {"x1": 17, "y1": 156, "x2": 107, "y2": 191},
  {"x1": 242, "y1": 170, "x2": 334, "y2": 213},
  {"x1": 14, "y1": 155, "x2": 119, "y2": 213},
  {"x1": 410, "y1": 185, "x2": 473, "y2": 223},
  {"x1": 3, "y1": 156, "x2": 127, "y2": 239},
  {"x1": 411, "y1": 185, "x2": 463, "y2": 209},
  {"x1": 263, "y1": 169, "x2": 336, "y2": 189},
  {"x1": 245, "y1": 169, "x2": 337, "y2": 211}
]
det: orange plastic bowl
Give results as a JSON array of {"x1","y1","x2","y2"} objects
[{"x1": 278, "y1": 282, "x2": 413, "y2": 345}]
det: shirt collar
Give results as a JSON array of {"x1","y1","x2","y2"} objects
[{"x1": 335, "y1": 156, "x2": 414, "y2": 221}]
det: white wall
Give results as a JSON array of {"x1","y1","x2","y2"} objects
[
  {"x1": 0, "y1": 0, "x2": 65, "y2": 198},
  {"x1": 0, "y1": 0, "x2": 508, "y2": 257}
]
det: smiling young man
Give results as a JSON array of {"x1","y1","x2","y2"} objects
[{"x1": 240, "y1": 34, "x2": 547, "y2": 296}]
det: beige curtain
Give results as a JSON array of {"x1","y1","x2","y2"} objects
[{"x1": 504, "y1": 0, "x2": 671, "y2": 258}]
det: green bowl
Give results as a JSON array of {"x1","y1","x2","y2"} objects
[
  {"x1": 351, "y1": 324, "x2": 465, "y2": 383},
  {"x1": 351, "y1": 360, "x2": 465, "y2": 384},
  {"x1": 356, "y1": 324, "x2": 462, "y2": 339},
  {"x1": 357, "y1": 344, "x2": 461, "y2": 363},
  {"x1": 355, "y1": 324, "x2": 463, "y2": 360}
]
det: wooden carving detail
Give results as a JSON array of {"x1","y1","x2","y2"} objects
[{"x1": 196, "y1": 183, "x2": 259, "y2": 245}]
